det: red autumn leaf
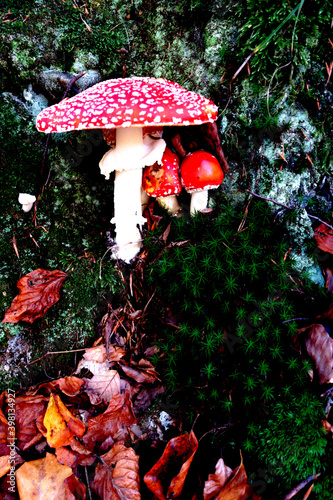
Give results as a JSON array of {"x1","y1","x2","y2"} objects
[
  {"x1": 37, "y1": 376, "x2": 84, "y2": 397},
  {"x1": 64, "y1": 474, "x2": 86, "y2": 500},
  {"x1": 14, "y1": 394, "x2": 49, "y2": 451},
  {"x1": 56, "y1": 446, "x2": 96, "y2": 468},
  {"x1": 91, "y1": 443, "x2": 140, "y2": 500},
  {"x1": 2, "y1": 269, "x2": 68, "y2": 323},
  {"x1": 300, "y1": 324, "x2": 333, "y2": 384},
  {"x1": 314, "y1": 223, "x2": 333, "y2": 253},
  {"x1": 82, "y1": 390, "x2": 137, "y2": 453},
  {"x1": 144, "y1": 431, "x2": 198, "y2": 500}
]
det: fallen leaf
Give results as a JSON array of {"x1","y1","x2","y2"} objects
[
  {"x1": 64, "y1": 474, "x2": 86, "y2": 500},
  {"x1": 2, "y1": 269, "x2": 68, "y2": 323},
  {"x1": 36, "y1": 376, "x2": 84, "y2": 397},
  {"x1": 0, "y1": 456, "x2": 10, "y2": 478},
  {"x1": 16, "y1": 452, "x2": 72, "y2": 500},
  {"x1": 215, "y1": 460, "x2": 260, "y2": 500},
  {"x1": 56, "y1": 446, "x2": 95, "y2": 468},
  {"x1": 203, "y1": 458, "x2": 233, "y2": 500},
  {"x1": 43, "y1": 393, "x2": 85, "y2": 448},
  {"x1": 84, "y1": 368, "x2": 121, "y2": 404},
  {"x1": 314, "y1": 223, "x2": 333, "y2": 253},
  {"x1": 120, "y1": 359, "x2": 160, "y2": 384},
  {"x1": 144, "y1": 431, "x2": 198, "y2": 500},
  {"x1": 324, "y1": 268, "x2": 333, "y2": 293},
  {"x1": 15, "y1": 394, "x2": 49, "y2": 451},
  {"x1": 91, "y1": 443, "x2": 140, "y2": 500},
  {"x1": 83, "y1": 344, "x2": 125, "y2": 363},
  {"x1": 300, "y1": 324, "x2": 333, "y2": 384},
  {"x1": 82, "y1": 390, "x2": 137, "y2": 453}
]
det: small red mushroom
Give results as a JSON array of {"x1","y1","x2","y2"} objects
[
  {"x1": 180, "y1": 150, "x2": 224, "y2": 214},
  {"x1": 142, "y1": 147, "x2": 182, "y2": 216}
]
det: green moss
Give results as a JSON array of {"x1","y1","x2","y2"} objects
[{"x1": 145, "y1": 199, "x2": 332, "y2": 497}]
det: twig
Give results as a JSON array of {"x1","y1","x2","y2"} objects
[
  {"x1": 283, "y1": 473, "x2": 320, "y2": 500},
  {"x1": 28, "y1": 348, "x2": 88, "y2": 366},
  {"x1": 85, "y1": 466, "x2": 93, "y2": 500},
  {"x1": 247, "y1": 190, "x2": 333, "y2": 231}
]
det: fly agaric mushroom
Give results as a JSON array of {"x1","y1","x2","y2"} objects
[
  {"x1": 142, "y1": 147, "x2": 182, "y2": 216},
  {"x1": 36, "y1": 77, "x2": 217, "y2": 262},
  {"x1": 180, "y1": 150, "x2": 224, "y2": 214}
]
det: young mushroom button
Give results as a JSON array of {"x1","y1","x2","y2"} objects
[
  {"x1": 180, "y1": 150, "x2": 224, "y2": 215},
  {"x1": 36, "y1": 77, "x2": 218, "y2": 262},
  {"x1": 142, "y1": 147, "x2": 182, "y2": 216}
]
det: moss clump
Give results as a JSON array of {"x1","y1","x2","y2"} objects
[{"x1": 145, "y1": 199, "x2": 332, "y2": 498}]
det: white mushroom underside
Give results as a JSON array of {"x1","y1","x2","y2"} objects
[{"x1": 99, "y1": 127, "x2": 166, "y2": 262}]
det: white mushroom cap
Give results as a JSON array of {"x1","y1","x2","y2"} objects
[{"x1": 18, "y1": 193, "x2": 36, "y2": 212}]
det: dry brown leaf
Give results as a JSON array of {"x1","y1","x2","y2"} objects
[
  {"x1": 43, "y1": 393, "x2": 85, "y2": 448},
  {"x1": 84, "y1": 369, "x2": 121, "y2": 404},
  {"x1": 36, "y1": 376, "x2": 84, "y2": 397},
  {"x1": 2, "y1": 269, "x2": 67, "y2": 323},
  {"x1": 120, "y1": 359, "x2": 160, "y2": 384},
  {"x1": 64, "y1": 474, "x2": 86, "y2": 500},
  {"x1": 144, "y1": 431, "x2": 198, "y2": 500},
  {"x1": 15, "y1": 394, "x2": 49, "y2": 451},
  {"x1": 82, "y1": 390, "x2": 137, "y2": 453},
  {"x1": 83, "y1": 344, "x2": 125, "y2": 363},
  {"x1": 301, "y1": 324, "x2": 333, "y2": 384},
  {"x1": 91, "y1": 443, "x2": 140, "y2": 500},
  {"x1": 314, "y1": 223, "x2": 333, "y2": 253},
  {"x1": 16, "y1": 452, "x2": 73, "y2": 500},
  {"x1": 324, "y1": 268, "x2": 333, "y2": 293},
  {"x1": 216, "y1": 461, "x2": 259, "y2": 500},
  {"x1": 56, "y1": 446, "x2": 96, "y2": 468},
  {"x1": 203, "y1": 458, "x2": 233, "y2": 500}
]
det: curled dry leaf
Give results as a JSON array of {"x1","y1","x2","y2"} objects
[
  {"x1": 314, "y1": 223, "x2": 333, "y2": 254},
  {"x1": 2, "y1": 269, "x2": 68, "y2": 323},
  {"x1": 203, "y1": 458, "x2": 233, "y2": 500},
  {"x1": 16, "y1": 452, "x2": 73, "y2": 500},
  {"x1": 300, "y1": 324, "x2": 333, "y2": 384},
  {"x1": 92, "y1": 443, "x2": 140, "y2": 500},
  {"x1": 214, "y1": 460, "x2": 260, "y2": 500},
  {"x1": 120, "y1": 359, "x2": 160, "y2": 384},
  {"x1": 43, "y1": 393, "x2": 85, "y2": 448},
  {"x1": 144, "y1": 430, "x2": 198, "y2": 500}
]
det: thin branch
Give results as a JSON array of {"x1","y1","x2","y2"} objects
[
  {"x1": 28, "y1": 348, "x2": 88, "y2": 366},
  {"x1": 247, "y1": 190, "x2": 333, "y2": 231},
  {"x1": 283, "y1": 473, "x2": 320, "y2": 500}
]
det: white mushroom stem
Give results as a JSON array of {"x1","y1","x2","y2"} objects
[
  {"x1": 99, "y1": 127, "x2": 166, "y2": 262},
  {"x1": 156, "y1": 195, "x2": 182, "y2": 216},
  {"x1": 190, "y1": 190, "x2": 208, "y2": 215}
]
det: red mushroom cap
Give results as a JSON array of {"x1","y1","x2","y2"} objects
[
  {"x1": 142, "y1": 147, "x2": 181, "y2": 197},
  {"x1": 180, "y1": 150, "x2": 224, "y2": 193},
  {"x1": 36, "y1": 77, "x2": 218, "y2": 133}
]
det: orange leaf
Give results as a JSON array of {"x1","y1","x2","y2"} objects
[
  {"x1": 38, "y1": 376, "x2": 84, "y2": 397},
  {"x1": 2, "y1": 269, "x2": 67, "y2": 323},
  {"x1": 91, "y1": 443, "x2": 140, "y2": 500},
  {"x1": 314, "y1": 223, "x2": 333, "y2": 253},
  {"x1": 144, "y1": 431, "x2": 198, "y2": 500},
  {"x1": 43, "y1": 394, "x2": 85, "y2": 448},
  {"x1": 0, "y1": 456, "x2": 10, "y2": 478},
  {"x1": 16, "y1": 452, "x2": 72, "y2": 500}
]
